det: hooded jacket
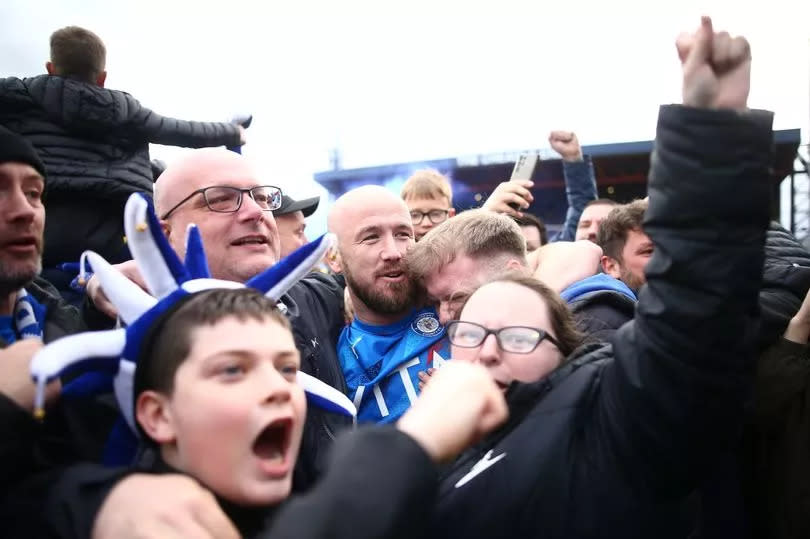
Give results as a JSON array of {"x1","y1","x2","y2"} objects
[{"x1": 561, "y1": 273, "x2": 637, "y2": 341}]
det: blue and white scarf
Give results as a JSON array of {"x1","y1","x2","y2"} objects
[{"x1": 11, "y1": 288, "x2": 45, "y2": 342}]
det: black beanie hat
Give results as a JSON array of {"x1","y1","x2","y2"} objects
[{"x1": 0, "y1": 126, "x2": 47, "y2": 180}]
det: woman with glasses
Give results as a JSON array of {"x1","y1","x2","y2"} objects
[
  {"x1": 446, "y1": 274, "x2": 582, "y2": 391},
  {"x1": 427, "y1": 19, "x2": 770, "y2": 538}
]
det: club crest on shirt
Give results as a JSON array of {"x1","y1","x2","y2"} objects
[{"x1": 412, "y1": 312, "x2": 442, "y2": 337}]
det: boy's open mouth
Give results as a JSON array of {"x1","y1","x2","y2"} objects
[{"x1": 252, "y1": 417, "x2": 292, "y2": 463}]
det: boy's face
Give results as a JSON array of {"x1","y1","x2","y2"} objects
[
  {"x1": 405, "y1": 196, "x2": 455, "y2": 241},
  {"x1": 148, "y1": 315, "x2": 306, "y2": 506}
]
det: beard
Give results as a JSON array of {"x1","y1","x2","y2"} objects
[
  {"x1": 620, "y1": 266, "x2": 646, "y2": 294},
  {"x1": 343, "y1": 262, "x2": 415, "y2": 316},
  {"x1": 0, "y1": 256, "x2": 41, "y2": 296}
]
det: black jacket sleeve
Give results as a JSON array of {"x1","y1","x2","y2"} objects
[
  {"x1": 263, "y1": 426, "x2": 438, "y2": 539},
  {"x1": 20, "y1": 76, "x2": 241, "y2": 148},
  {"x1": 23, "y1": 428, "x2": 436, "y2": 539},
  {"x1": 753, "y1": 338, "x2": 810, "y2": 426},
  {"x1": 2, "y1": 462, "x2": 129, "y2": 539},
  {"x1": 0, "y1": 393, "x2": 38, "y2": 493},
  {"x1": 590, "y1": 105, "x2": 773, "y2": 498}
]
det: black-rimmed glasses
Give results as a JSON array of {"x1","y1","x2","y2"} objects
[
  {"x1": 409, "y1": 209, "x2": 450, "y2": 225},
  {"x1": 446, "y1": 320, "x2": 560, "y2": 354},
  {"x1": 161, "y1": 185, "x2": 283, "y2": 219}
]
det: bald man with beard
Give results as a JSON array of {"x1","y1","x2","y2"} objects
[{"x1": 327, "y1": 185, "x2": 450, "y2": 424}]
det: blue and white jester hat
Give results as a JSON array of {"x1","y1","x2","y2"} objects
[{"x1": 30, "y1": 193, "x2": 355, "y2": 431}]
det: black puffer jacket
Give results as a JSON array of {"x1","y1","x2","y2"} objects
[
  {"x1": 429, "y1": 105, "x2": 773, "y2": 539},
  {"x1": 569, "y1": 289, "x2": 636, "y2": 343},
  {"x1": 282, "y1": 272, "x2": 353, "y2": 491},
  {"x1": 0, "y1": 75, "x2": 241, "y2": 266},
  {"x1": 757, "y1": 223, "x2": 810, "y2": 350}
]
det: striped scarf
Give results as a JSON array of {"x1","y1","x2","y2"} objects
[{"x1": 14, "y1": 288, "x2": 45, "y2": 340}]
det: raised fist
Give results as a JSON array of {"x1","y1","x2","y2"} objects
[
  {"x1": 548, "y1": 131, "x2": 583, "y2": 162},
  {"x1": 398, "y1": 362, "x2": 508, "y2": 463},
  {"x1": 676, "y1": 16, "x2": 751, "y2": 110}
]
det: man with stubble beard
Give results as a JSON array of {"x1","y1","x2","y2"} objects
[{"x1": 328, "y1": 185, "x2": 449, "y2": 424}]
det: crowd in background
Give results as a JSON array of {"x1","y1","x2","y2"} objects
[{"x1": 2, "y1": 17, "x2": 810, "y2": 539}]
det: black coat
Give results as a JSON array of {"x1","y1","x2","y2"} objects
[
  {"x1": 569, "y1": 289, "x2": 636, "y2": 342},
  {"x1": 743, "y1": 338, "x2": 810, "y2": 539},
  {"x1": 737, "y1": 228, "x2": 810, "y2": 539},
  {"x1": 14, "y1": 427, "x2": 436, "y2": 539},
  {"x1": 281, "y1": 272, "x2": 352, "y2": 490},
  {"x1": 0, "y1": 277, "x2": 88, "y2": 492},
  {"x1": 429, "y1": 105, "x2": 773, "y2": 539},
  {"x1": 0, "y1": 75, "x2": 241, "y2": 266},
  {"x1": 757, "y1": 223, "x2": 810, "y2": 351}
]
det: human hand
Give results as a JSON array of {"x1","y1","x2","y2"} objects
[
  {"x1": 86, "y1": 260, "x2": 147, "y2": 319},
  {"x1": 676, "y1": 16, "x2": 751, "y2": 111},
  {"x1": 533, "y1": 240, "x2": 602, "y2": 292},
  {"x1": 0, "y1": 339, "x2": 59, "y2": 411},
  {"x1": 417, "y1": 367, "x2": 436, "y2": 391},
  {"x1": 548, "y1": 131, "x2": 583, "y2": 162},
  {"x1": 784, "y1": 287, "x2": 810, "y2": 344},
  {"x1": 482, "y1": 180, "x2": 534, "y2": 218},
  {"x1": 398, "y1": 362, "x2": 507, "y2": 463},
  {"x1": 93, "y1": 474, "x2": 240, "y2": 539}
]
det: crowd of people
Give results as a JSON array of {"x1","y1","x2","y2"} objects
[{"x1": 2, "y1": 16, "x2": 810, "y2": 539}]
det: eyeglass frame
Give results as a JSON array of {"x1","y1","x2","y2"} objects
[
  {"x1": 160, "y1": 185, "x2": 283, "y2": 220},
  {"x1": 445, "y1": 320, "x2": 561, "y2": 354},
  {"x1": 409, "y1": 209, "x2": 451, "y2": 225}
]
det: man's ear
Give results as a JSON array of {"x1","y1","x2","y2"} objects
[
  {"x1": 136, "y1": 390, "x2": 176, "y2": 444},
  {"x1": 448, "y1": 207, "x2": 456, "y2": 218},
  {"x1": 95, "y1": 70, "x2": 107, "y2": 88},
  {"x1": 45, "y1": 61, "x2": 55, "y2": 75},
  {"x1": 326, "y1": 249, "x2": 343, "y2": 274},
  {"x1": 601, "y1": 255, "x2": 622, "y2": 279},
  {"x1": 160, "y1": 220, "x2": 171, "y2": 239},
  {"x1": 505, "y1": 257, "x2": 525, "y2": 272}
]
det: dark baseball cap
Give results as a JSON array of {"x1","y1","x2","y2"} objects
[{"x1": 273, "y1": 195, "x2": 320, "y2": 217}]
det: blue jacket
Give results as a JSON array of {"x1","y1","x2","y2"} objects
[
  {"x1": 560, "y1": 273, "x2": 637, "y2": 303},
  {"x1": 551, "y1": 158, "x2": 597, "y2": 242},
  {"x1": 561, "y1": 274, "x2": 638, "y2": 342}
]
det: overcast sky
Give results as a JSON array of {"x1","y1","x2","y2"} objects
[{"x1": 2, "y1": 0, "x2": 808, "y2": 234}]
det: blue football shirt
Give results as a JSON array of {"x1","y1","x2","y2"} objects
[{"x1": 338, "y1": 308, "x2": 450, "y2": 423}]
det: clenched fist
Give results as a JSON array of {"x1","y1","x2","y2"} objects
[
  {"x1": 676, "y1": 16, "x2": 751, "y2": 111},
  {"x1": 398, "y1": 362, "x2": 508, "y2": 463},
  {"x1": 549, "y1": 131, "x2": 583, "y2": 162}
]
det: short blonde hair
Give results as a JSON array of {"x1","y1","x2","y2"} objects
[
  {"x1": 407, "y1": 209, "x2": 526, "y2": 281},
  {"x1": 401, "y1": 169, "x2": 453, "y2": 205}
]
